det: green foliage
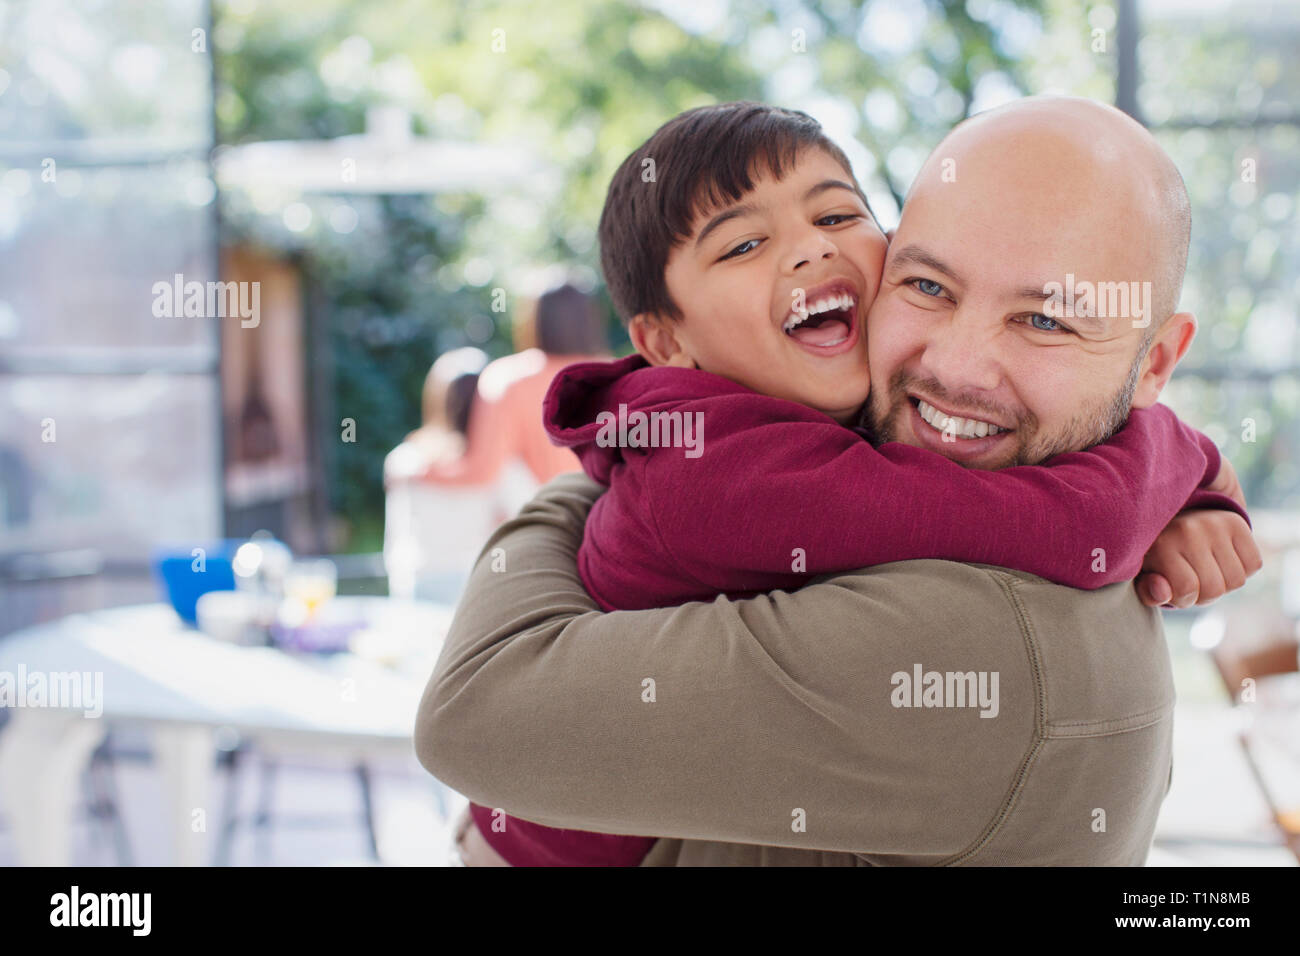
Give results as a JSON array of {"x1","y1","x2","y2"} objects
[{"x1": 313, "y1": 196, "x2": 490, "y2": 525}]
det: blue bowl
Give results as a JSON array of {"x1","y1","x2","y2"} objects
[{"x1": 152, "y1": 540, "x2": 243, "y2": 625}]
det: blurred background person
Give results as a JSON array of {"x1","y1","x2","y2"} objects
[
  {"x1": 419, "y1": 280, "x2": 610, "y2": 514},
  {"x1": 383, "y1": 347, "x2": 492, "y2": 602}
]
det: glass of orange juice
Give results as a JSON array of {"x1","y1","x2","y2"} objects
[{"x1": 284, "y1": 559, "x2": 337, "y2": 618}]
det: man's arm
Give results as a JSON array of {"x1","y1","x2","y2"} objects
[{"x1": 415, "y1": 474, "x2": 1041, "y2": 855}]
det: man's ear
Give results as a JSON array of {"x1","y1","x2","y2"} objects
[
  {"x1": 1131, "y1": 311, "x2": 1196, "y2": 408},
  {"x1": 628, "y1": 313, "x2": 697, "y2": 368}
]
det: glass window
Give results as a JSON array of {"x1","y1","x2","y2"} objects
[{"x1": 0, "y1": 0, "x2": 220, "y2": 632}]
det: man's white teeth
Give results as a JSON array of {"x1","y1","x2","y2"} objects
[
  {"x1": 783, "y1": 292, "x2": 856, "y2": 332},
  {"x1": 917, "y1": 399, "x2": 1006, "y2": 439}
]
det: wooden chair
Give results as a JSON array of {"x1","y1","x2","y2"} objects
[{"x1": 1209, "y1": 631, "x2": 1300, "y2": 863}]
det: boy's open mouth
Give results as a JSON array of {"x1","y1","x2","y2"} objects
[{"x1": 782, "y1": 289, "x2": 858, "y2": 348}]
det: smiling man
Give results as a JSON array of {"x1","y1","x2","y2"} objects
[
  {"x1": 414, "y1": 97, "x2": 1257, "y2": 866},
  {"x1": 867, "y1": 96, "x2": 1197, "y2": 470}
]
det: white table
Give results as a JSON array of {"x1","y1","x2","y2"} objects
[{"x1": 0, "y1": 600, "x2": 451, "y2": 865}]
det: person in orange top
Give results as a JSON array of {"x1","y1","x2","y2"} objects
[{"x1": 421, "y1": 281, "x2": 611, "y2": 492}]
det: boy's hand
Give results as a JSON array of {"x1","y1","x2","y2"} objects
[
  {"x1": 1135, "y1": 510, "x2": 1262, "y2": 608},
  {"x1": 1206, "y1": 455, "x2": 1246, "y2": 509}
]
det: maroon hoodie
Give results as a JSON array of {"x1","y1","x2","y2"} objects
[
  {"x1": 471, "y1": 353, "x2": 1244, "y2": 865},
  {"x1": 544, "y1": 354, "x2": 1239, "y2": 610}
]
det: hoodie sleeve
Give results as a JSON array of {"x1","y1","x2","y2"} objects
[{"x1": 639, "y1": 400, "x2": 1246, "y2": 594}]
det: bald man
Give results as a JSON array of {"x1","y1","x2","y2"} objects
[
  {"x1": 415, "y1": 97, "x2": 1255, "y2": 865},
  {"x1": 868, "y1": 96, "x2": 1196, "y2": 472}
]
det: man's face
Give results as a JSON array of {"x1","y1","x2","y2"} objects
[
  {"x1": 866, "y1": 163, "x2": 1154, "y2": 469},
  {"x1": 658, "y1": 148, "x2": 888, "y2": 424}
]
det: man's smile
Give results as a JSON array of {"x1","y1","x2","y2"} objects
[
  {"x1": 904, "y1": 393, "x2": 1017, "y2": 463},
  {"x1": 913, "y1": 396, "x2": 1010, "y2": 438}
]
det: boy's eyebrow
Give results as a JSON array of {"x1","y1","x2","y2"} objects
[
  {"x1": 694, "y1": 201, "x2": 761, "y2": 250},
  {"x1": 693, "y1": 178, "x2": 863, "y2": 250},
  {"x1": 804, "y1": 178, "x2": 860, "y2": 202}
]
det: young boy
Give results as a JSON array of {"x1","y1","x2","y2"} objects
[{"x1": 462, "y1": 102, "x2": 1253, "y2": 866}]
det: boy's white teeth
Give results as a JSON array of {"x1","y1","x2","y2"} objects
[
  {"x1": 916, "y1": 399, "x2": 1005, "y2": 439},
  {"x1": 783, "y1": 292, "x2": 857, "y2": 332}
]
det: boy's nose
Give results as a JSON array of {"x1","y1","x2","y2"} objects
[{"x1": 782, "y1": 230, "x2": 838, "y2": 274}]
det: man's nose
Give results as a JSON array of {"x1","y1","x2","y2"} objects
[
  {"x1": 917, "y1": 309, "x2": 1004, "y2": 393},
  {"x1": 782, "y1": 226, "x2": 838, "y2": 274}
]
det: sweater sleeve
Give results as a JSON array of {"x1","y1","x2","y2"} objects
[{"x1": 644, "y1": 402, "x2": 1245, "y2": 592}]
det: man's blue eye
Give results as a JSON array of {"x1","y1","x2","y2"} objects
[
  {"x1": 1029, "y1": 314, "x2": 1061, "y2": 331},
  {"x1": 915, "y1": 278, "x2": 943, "y2": 296}
]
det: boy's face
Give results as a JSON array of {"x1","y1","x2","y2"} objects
[{"x1": 642, "y1": 148, "x2": 887, "y2": 424}]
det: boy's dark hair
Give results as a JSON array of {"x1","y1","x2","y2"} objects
[
  {"x1": 598, "y1": 101, "x2": 870, "y2": 325},
  {"x1": 534, "y1": 282, "x2": 609, "y2": 355}
]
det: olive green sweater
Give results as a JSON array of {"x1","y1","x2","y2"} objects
[{"x1": 415, "y1": 474, "x2": 1174, "y2": 866}]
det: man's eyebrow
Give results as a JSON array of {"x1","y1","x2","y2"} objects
[{"x1": 887, "y1": 244, "x2": 963, "y2": 283}]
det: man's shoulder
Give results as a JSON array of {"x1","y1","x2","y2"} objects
[
  {"x1": 815, "y1": 558, "x2": 1157, "y2": 625},
  {"x1": 979, "y1": 564, "x2": 1175, "y2": 732},
  {"x1": 731, "y1": 560, "x2": 1174, "y2": 866},
  {"x1": 809, "y1": 559, "x2": 1174, "y2": 728}
]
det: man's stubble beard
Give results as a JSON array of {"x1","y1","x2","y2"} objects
[{"x1": 867, "y1": 345, "x2": 1146, "y2": 469}]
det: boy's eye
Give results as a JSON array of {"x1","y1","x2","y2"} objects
[
  {"x1": 816, "y1": 213, "x2": 860, "y2": 227},
  {"x1": 907, "y1": 277, "x2": 947, "y2": 298},
  {"x1": 720, "y1": 238, "x2": 761, "y2": 260}
]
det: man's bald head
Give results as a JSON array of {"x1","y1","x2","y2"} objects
[
  {"x1": 866, "y1": 95, "x2": 1202, "y2": 469},
  {"x1": 914, "y1": 95, "x2": 1191, "y2": 333}
]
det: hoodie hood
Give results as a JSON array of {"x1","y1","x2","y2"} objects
[{"x1": 543, "y1": 354, "x2": 751, "y2": 484}]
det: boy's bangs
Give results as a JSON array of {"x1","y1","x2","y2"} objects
[{"x1": 671, "y1": 135, "x2": 815, "y2": 244}]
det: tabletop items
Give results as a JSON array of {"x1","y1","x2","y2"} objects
[{"x1": 158, "y1": 532, "x2": 356, "y2": 653}]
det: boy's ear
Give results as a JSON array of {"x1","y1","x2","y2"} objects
[
  {"x1": 1131, "y1": 311, "x2": 1196, "y2": 409},
  {"x1": 628, "y1": 313, "x2": 697, "y2": 368}
]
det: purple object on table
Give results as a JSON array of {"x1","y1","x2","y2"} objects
[{"x1": 269, "y1": 616, "x2": 366, "y2": 654}]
